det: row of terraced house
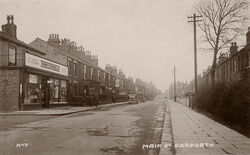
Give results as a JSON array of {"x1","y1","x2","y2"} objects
[
  {"x1": 0, "y1": 15, "x2": 159, "y2": 112},
  {"x1": 168, "y1": 27, "x2": 250, "y2": 100},
  {"x1": 189, "y1": 27, "x2": 250, "y2": 92}
]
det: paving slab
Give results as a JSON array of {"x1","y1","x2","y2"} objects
[{"x1": 168, "y1": 100, "x2": 250, "y2": 155}]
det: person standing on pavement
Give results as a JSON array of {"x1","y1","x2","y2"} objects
[
  {"x1": 89, "y1": 94, "x2": 94, "y2": 107},
  {"x1": 111, "y1": 94, "x2": 116, "y2": 104},
  {"x1": 93, "y1": 93, "x2": 99, "y2": 107}
]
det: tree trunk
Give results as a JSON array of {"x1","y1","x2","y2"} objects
[{"x1": 211, "y1": 48, "x2": 218, "y2": 86}]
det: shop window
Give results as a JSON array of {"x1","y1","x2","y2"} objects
[
  {"x1": 50, "y1": 79, "x2": 59, "y2": 103},
  {"x1": 24, "y1": 74, "x2": 40, "y2": 104},
  {"x1": 8, "y1": 46, "x2": 16, "y2": 66},
  {"x1": 49, "y1": 79, "x2": 68, "y2": 104},
  {"x1": 60, "y1": 80, "x2": 67, "y2": 102}
]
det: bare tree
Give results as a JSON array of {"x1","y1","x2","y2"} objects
[{"x1": 195, "y1": 0, "x2": 249, "y2": 85}]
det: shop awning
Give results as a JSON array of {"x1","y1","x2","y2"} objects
[{"x1": 25, "y1": 67, "x2": 69, "y2": 81}]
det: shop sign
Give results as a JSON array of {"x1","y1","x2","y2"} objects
[
  {"x1": 61, "y1": 81, "x2": 66, "y2": 87},
  {"x1": 25, "y1": 53, "x2": 68, "y2": 76},
  {"x1": 29, "y1": 74, "x2": 38, "y2": 84},
  {"x1": 54, "y1": 80, "x2": 59, "y2": 86},
  {"x1": 119, "y1": 92, "x2": 126, "y2": 95},
  {"x1": 47, "y1": 79, "x2": 53, "y2": 84}
]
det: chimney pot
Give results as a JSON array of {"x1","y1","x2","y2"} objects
[
  {"x1": 230, "y1": 42, "x2": 238, "y2": 57},
  {"x1": 7, "y1": 15, "x2": 10, "y2": 24},
  {"x1": 10, "y1": 15, "x2": 14, "y2": 24}
]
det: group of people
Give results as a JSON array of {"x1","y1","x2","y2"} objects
[{"x1": 87, "y1": 93, "x2": 117, "y2": 107}]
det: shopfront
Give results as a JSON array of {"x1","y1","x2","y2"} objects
[{"x1": 21, "y1": 53, "x2": 68, "y2": 110}]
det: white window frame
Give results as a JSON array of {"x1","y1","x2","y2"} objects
[
  {"x1": 8, "y1": 46, "x2": 16, "y2": 66},
  {"x1": 83, "y1": 65, "x2": 87, "y2": 80},
  {"x1": 90, "y1": 68, "x2": 93, "y2": 80},
  {"x1": 97, "y1": 70, "x2": 100, "y2": 81}
]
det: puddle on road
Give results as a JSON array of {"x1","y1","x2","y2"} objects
[
  {"x1": 86, "y1": 126, "x2": 110, "y2": 136},
  {"x1": 100, "y1": 146, "x2": 125, "y2": 155},
  {"x1": 124, "y1": 102, "x2": 166, "y2": 155}
]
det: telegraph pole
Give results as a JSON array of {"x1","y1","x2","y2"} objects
[
  {"x1": 188, "y1": 14, "x2": 202, "y2": 93},
  {"x1": 173, "y1": 66, "x2": 176, "y2": 102}
]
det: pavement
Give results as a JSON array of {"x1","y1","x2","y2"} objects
[
  {"x1": 160, "y1": 100, "x2": 250, "y2": 155},
  {"x1": 0, "y1": 101, "x2": 129, "y2": 116}
]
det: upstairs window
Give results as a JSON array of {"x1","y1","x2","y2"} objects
[
  {"x1": 97, "y1": 70, "x2": 100, "y2": 81},
  {"x1": 83, "y1": 65, "x2": 87, "y2": 80},
  {"x1": 8, "y1": 46, "x2": 16, "y2": 66},
  {"x1": 233, "y1": 59, "x2": 237, "y2": 73},
  {"x1": 74, "y1": 61, "x2": 77, "y2": 76},
  {"x1": 90, "y1": 68, "x2": 93, "y2": 80},
  {"x1": 68, "y1": 58, "x2": 72, "y2": 75}
]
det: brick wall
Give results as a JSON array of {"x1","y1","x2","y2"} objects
[
  {"x1": 0, "y1": 40, "x2": 8, "y2": 66},
  {"x1": 0, "y1": 70, "x2": 20, "y2": 111}
]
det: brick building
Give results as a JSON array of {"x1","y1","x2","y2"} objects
[
  {"x1": 0, "y1": 15, "x2": 158, "y2": 111},
  {"x1": 0, "y1": 16, "x2": 69, "y2": 111},
  {"x1": 30, "y1": 35, "x2": 120, "y2": 103},
  {"x1": 197, "y1": 27, "x2": 250, "y2": 90}
]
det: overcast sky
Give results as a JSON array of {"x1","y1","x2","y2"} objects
[{"x1": 0, "y1": 0, "x2": 249, "y2": 91}]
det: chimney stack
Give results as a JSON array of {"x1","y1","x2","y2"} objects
[
  {"x1": 218, "y1": 53, "x2": 228, "y2": 64},
  {"x1": 246, "y1": 27, "x2": 250, "y2": 46},
  {"x1": 47, "y1": 33, "x2": 60, "y2": 48},
  {"x1": 2, "y1": 15, "x2": 17, "y2": 39},
  {"x1": 229, "y1": 42, "x2": 238, "y2": 57}
]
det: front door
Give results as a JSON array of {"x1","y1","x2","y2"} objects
[{"x1": 41, "y1": 77, "x2": 50, "y2": 108}]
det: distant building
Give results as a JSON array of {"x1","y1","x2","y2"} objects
[{"x1": 169, "y1": 81, "x2": 189, "y2": 99}]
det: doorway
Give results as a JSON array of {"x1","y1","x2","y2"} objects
[{"x1": 41, "y1": 77, "x2": 50, "y2": 108}]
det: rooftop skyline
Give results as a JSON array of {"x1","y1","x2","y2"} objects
[{"x1": 0, "y1": 0, "x2": 249, "y2": 91}]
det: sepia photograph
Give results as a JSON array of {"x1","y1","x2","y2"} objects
[{"x1": 0, "y1": 0, "x2": 249, "y2": 154}]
